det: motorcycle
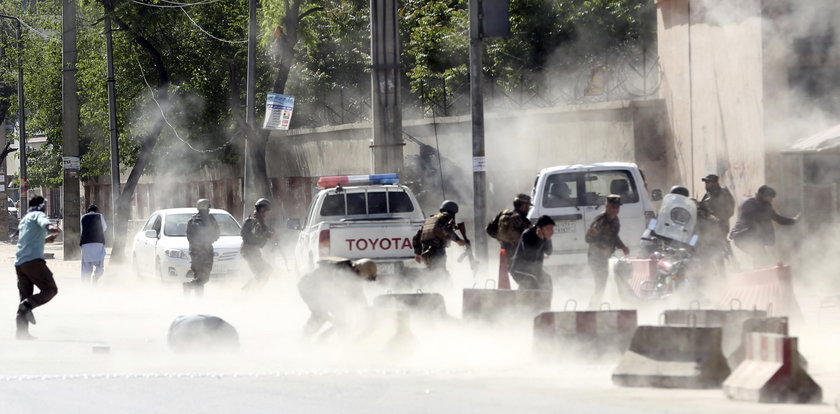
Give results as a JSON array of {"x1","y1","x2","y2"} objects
[{"x1": 631, "y1": 192, "x2": 700, "y2": 300}]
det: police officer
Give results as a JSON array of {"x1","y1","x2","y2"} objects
[
  {"x1": 487, "y1": 194, "x2": 533, "y2": 271},
  {"x1": 585, "y1": 195, "x2": 629, "y2": 308},
  {"x1": 412, "y1": 200, "x2": 466, "y2": 277},
  {"x1": 241, "y1": 198, "x2": 276, "y2": 289},
  {"x1": 729, "y1": 185, "x2": 798, "y2": 268},
  {"x1": 184, "y1": 199, "x2": 220, "y2": 296},
  {"x1": 697, "y1": 174, "x2": 735, "y2": 272},
  {"x1": 297, "y1": 257, "x2": 377, "y2": 340}
]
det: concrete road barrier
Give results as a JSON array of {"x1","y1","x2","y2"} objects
[
  {"x1": 167, "y1": 314, "x2": 239, "y2": 353},
  {"x1": 723, "y1": 333, "x2": 822, "y2": 403},
  {"x1": 533, "y1": 309, "x2": 636, "y2": 359},
  {"x1": 725, "y1": 317, "x2": 810, "y2": 370},
  {"x1": 612, "y1": 326, "x2": 731, "y2": 388},
  {"x1": 663, "y1": 308, "x2": 766, "y2": 361},
  {"x1": 462, "y1": 288, "x2": 551, "y2": 323},
  {"x1": 372, "y1": 292, "x2": 448, "y2": 318},
  {"x1": 716, "y1": 265, "x2": 803, "y2": 323}
]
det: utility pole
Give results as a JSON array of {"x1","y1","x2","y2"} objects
[
  {"x1": 469, "y1": 0, "x2": 487, "y2": 263},
  {"x1": 369, "y1": 0, "x2": 403, "y2": 174},
  {"x1": 62, "y1": 0, "x2": 81, "y2": 259},
  {"x1": 0, "y1": 14, "x2": 26, "y2": 207},
  {"x1": 243, "y1": 0, "x2": 257, "y2": 220},
  {"x1": 104, "y1": 5, "x2": 120, "y2": 242},
  {"x1": 469, "y1": 0, "x2": 509, "y2": 264}
]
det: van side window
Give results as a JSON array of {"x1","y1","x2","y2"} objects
[
  {"x1": 583, "y1": 170, "x2": 639, "y2": 205},
  {"x1": 543, "y1": 173, "x2": 578, "y2": 208}
]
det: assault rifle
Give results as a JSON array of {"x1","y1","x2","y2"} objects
[{"x1": 456, "y1": 222, "x2": 478, "y2": 277}]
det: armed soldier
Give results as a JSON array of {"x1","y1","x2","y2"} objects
[
  {"x1": 696, "y1": 174, "x2": 735, "y2": 273},
  {"x1": 241, "y1": 198, "x2": 277, "y2": 290},
  {"x1": 585, "y1": 195, "x2": 629, "y2": 309},
  {"x1": 183, "y1": 199, "x2": 220, "y2": 296},
  {"x1": 487, "y1": 194, "x2": 533, "y2": 272},
  {"x1": 412, "y1": 200, "x2": 467, "y2": 278}
]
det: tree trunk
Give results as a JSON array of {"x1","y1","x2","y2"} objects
[
  {"x1": 244, "y1": 0, "x2": 317, "y2": 203},
  {"x1": 108, "y1": 11, "x2": 170, "y2": 263}
]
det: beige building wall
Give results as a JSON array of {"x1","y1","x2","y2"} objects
[
  {"x1": 657, "y1": 0, "x2": 766, "y2": 201},
  {"x1": 267, "y1": 100, "x2": 670, "y2": 216}
]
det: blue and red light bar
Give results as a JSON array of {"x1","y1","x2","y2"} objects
[{"x1": 317, "y1": 173, "x2": 399, "y2": 188}]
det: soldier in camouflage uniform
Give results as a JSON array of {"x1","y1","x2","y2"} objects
[
  {"x1": 696, "y1": 174, "x2": 735, "y2": 274},
  {"x1": 412, "y1": 200, "x2": 466, "y2": 278},
  {"x1": 241, "y1": 198, "x2": 277, "y2": 290},
  {"x1": 486, "y1": 194, "x2": 533, "y2": 272},
  {"x1": 585, "y1": 195, "x2": 629, "y2": 308},
  {"x1": 184, "y1": 199, "x2": 220, "y2": 296}
]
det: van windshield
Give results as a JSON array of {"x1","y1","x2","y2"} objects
[{"x1": 542, "y1": 170, "x2": 639, "y2": 208}]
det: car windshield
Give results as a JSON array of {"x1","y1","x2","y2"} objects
[
  {"x1": 542, "y1": 170, "x2": 639, "y2": 208},
  {"x1": 163, "y1": 213, "x2": 240, "y2": 237}
]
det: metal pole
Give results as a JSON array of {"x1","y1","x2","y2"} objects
[
  {"x1": 0, "y1": 15, "x2": 27, "y2": 204},
  {"x1": 104, "y1": 9, "x2": 120, "y2": 241},
  {"x1": 369, "y1": 0, "x2": 403, "y2": 174},
  {"x1": 62, "y1": 0, "x2": 81, "y2": 260},
  {"x1": 243, "y1": 0, "x2": 256, "y2": 220},
  {"x1": 469, "y1": 0, "x2": 488, "y2": 262}
]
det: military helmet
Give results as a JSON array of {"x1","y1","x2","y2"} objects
[
  {"x1": 196, "y1": 199, "x2": 211, "y2": 210},
  {"x1": 353, "y1": 258, "x2": 377, "y2": 280},
  {"x1": 669, "y1": 186, "x2": 690, "y2": 197},
  {"x1": 439, "y1": 200, "x2": 459, "y2": 214},
  {"x1": 513, "y1": 193, "x2": 533, "y2": 206},
  {"x1": 255, "y1": 198, "x2": 272, "y2": 209}
]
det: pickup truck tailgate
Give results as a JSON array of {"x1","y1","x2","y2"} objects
[{"x1": 328, "y1": 220, "x2": 422, "y2": 260}]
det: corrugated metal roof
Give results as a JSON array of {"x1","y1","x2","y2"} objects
[{"x1": 786, "y1": 124, "x2": 840, "y2": 153}]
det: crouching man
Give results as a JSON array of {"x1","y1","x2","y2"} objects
[
  {"x1": 509, "y1": 215, "x2": 555, "y2": 297},
  {"x1": 297, "y1": 258, "x2": 378, "y2": 340}
]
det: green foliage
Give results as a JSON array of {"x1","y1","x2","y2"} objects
[{"x1": 0, "y1": 0, "x2": 656, "y2": 188}]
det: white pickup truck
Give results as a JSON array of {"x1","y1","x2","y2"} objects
[{"x1": 290, "y1": 174, "x2": 426, "y2": 276}]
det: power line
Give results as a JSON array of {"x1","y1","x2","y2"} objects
[
  {"x1": 132, "y1": 49, "x2": 237, "y2": 154},
  {"x1": 130, "y1": 0, "x2": 219, "y2": 9},
  {"x1": 179, "y1": 6, "x2": 247, "y2": 44}
]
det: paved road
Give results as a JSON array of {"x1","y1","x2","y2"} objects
[{"x1": 0, "y1": 242, "x2": 837, "y2": 413}]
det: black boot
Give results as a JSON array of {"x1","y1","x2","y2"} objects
[
  {"x1": 16, "y1": 314, "x2": 36, "y2": 340},
  {"x1": 17, "y1": 300, "x2": 36, "y2": 325}
]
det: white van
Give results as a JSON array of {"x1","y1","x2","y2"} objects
[{"x1": 527, "y1": 162, "x2": 660, "y2": 267}]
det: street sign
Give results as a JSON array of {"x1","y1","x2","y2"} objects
[
  {"x1": 263, "y1": 93, "x2": 295, "y2": 130},
  {"x1": 63, "y1": 156, "x2": 80, "y2": 171}
]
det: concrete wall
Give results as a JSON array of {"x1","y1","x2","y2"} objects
[
  {"x1": 657, "y1": 0, "x2": 766, "y2": 201},
  {"x1": 268, "y1": 99, "x2": 670, "y2": 217}
]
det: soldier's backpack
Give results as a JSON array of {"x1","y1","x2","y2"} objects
[
  {"x1": 491, "y1": 209, "x2": 522, "y2": 244},
  {"x1": 486, "y1": 212, "x2": 503, "y2": 239}
]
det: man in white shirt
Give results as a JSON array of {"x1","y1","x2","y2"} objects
[{"x1": 80, "y1": 205, "x2": 107, "y2": 283}]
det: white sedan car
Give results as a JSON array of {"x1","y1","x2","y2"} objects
[{"x1": 132, "y1": 208, "x2": 244, "y2": 281}]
